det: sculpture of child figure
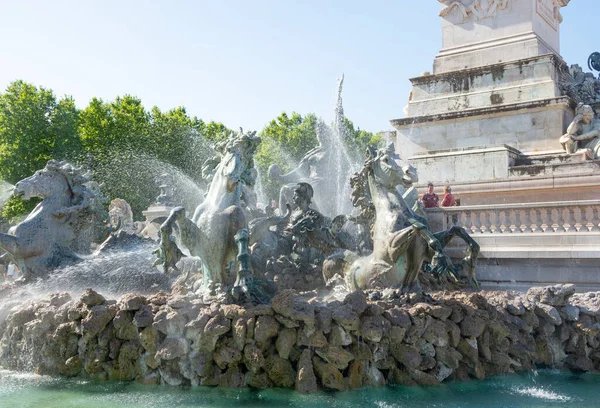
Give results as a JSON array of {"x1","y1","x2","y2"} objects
[{"x1": 559, "y1": 103, "x2": 600, "y2": 160}]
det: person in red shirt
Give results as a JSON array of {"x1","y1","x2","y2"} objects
[
  {"x1": 421, "y1": 182, "x2": 439, "y2": 208},
  {"x1": 441, "y1": 185, "x2": 456, "y2": 207}
]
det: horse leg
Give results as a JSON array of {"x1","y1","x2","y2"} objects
[
  {"x1": 231, "y1": 227, "x2": 274, "y2": 303},
  {"x1": 402, "y1": 236, "x2": 428, "y2": 292},
  {"x1": 434, "y1": 226, "x2": 480, "y2": 253},
  {"x1": 447, "y1": 226, "x2": 480, "y2": 287},
  {"x1": 0, "y1": 232, "x2": 35, "y2": 259},
  {"x1": 157, "y1": 207, "x2": 200, "y2": 274},
  {"x1": 224, "y1": 205, "x2": 263, "y2": 302},
  {"x1": 434, "y1": 226, "x2": 480, "y2": 287}
]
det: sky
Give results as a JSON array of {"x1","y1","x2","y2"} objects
[{"x1": 0, "y1": 0, "x2": 597, "y2": 133}]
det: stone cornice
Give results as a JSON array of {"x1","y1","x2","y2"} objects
[
  {"x1": 438, "y1": 0, "x2": 571, "y2": 22},
  {"x1": 439, "y1": 0, "x2": 512, "y2": 22},
  {"x1": 391, "y1": 96, "x2": 575, "y2": 127},
  {"x1": 409, "y1": 54, "x2": 564, "y2": 85}
]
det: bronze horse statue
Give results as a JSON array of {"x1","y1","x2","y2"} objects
[
  {"x1": 0, "y1": 161, "x2": 103, "y2": 281},
  {"x1": 324, "y1": 145, "x2": 480, "y2": 291},
  {"x1": 156, "y1": 131, "x2": 270, "y2": 302}
]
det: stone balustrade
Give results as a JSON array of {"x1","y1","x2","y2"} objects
[
  {"x1": 427, "y1": 200, "x2": 600, "y2": 235},
  {"x1": 427, "y1": 201, "x2": 600, "y2": 291}
]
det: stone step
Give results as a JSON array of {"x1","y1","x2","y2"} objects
[
  {"x1": 509, "y1": 157, "x2": 600, "y2": 178},
  {"x1": 513, "y1": 151, "x2": 589, "y2": 166}
]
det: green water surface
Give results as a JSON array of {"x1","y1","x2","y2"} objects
[{"x1": 1, "y1": 369, "x2": 599, "y2": 408}]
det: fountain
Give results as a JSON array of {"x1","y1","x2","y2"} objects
[
  {"x1": 268, "y1": 75, "x2": 358, "y2": 219},
  {"x1": 1, "y1": 120, "x2": 598, "y2": 392},
  {"x1": 2, "y1": 5, "x2": 600, "y2": 390}
]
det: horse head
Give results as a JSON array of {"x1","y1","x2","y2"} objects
[
  {"x1": 365, "y1": 144, "x2": 408, "y2": 190},
  {"x1": 222, "y1": 131, "x2": 261, "y2": 184},
  {"x1": 14, "y1": 160, "x2": 72, "y2": 201}
]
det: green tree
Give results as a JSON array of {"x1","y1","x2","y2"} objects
[
  {"x1": 254, "y1": 112, "x2": 320, "y2": 201},
  {"x1": 343, "y1": 117, "x2": 382, "y2": 154},
  {"x1": 260, "y1": 112, "x2": 318, "y2": 163},
  {"x1": 0, "y1": 80, "x2": 81, "y2": 184},
  {"x1": 198, "y1": 120, "x2": 233, "y2": 144},
  {"x1": 79, "y1": 95, "x2": 150, "y2": 155},
  {"x1": 78, "y1": 97, "x2": 233, "y2": 218},
  {"x1": 149, "y1": 106, "x2": 199, "y2": 170},
  {"x1": 254, "y1": 112, "x2": 381, "y2": 203}
]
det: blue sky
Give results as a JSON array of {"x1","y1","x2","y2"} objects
[{"x1": 0, "y1": 0, "x2": 596, "y2": 133}]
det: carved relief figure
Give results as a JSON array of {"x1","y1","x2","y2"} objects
[
  {"x1": 560, "y1": 104, "x2": 600, "y2": 160},
  {"x1": 559, "y1": 64, "x2": 600, "y2": 106},
  {"x1": 108, "y1": 198, "x2": 134, "y2": 231},
  {"x1": 439, "y1": 0, "x2": 510, "y2": 22}
]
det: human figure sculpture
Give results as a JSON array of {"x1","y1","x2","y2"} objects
[
  {"x1": 108, "y1": 198, "x2": 135, "y2": 232},
  {"x1": 282, "y1": 182, "x2": 342, "y2": 256},
  {"x1": 248, "y1": 182, "x2": 344, "y2": 275},
  {"x1": 268, "y1": 121, "x2": 335, "y2": 216},
  {"x1": 0, "y1": 161, "x2": 105, "y2": 281},
  {"x1": 154, "y1": 173, "x2": 177, "y2": 206},
  {"x1": 560, "y1": 104, "x2": 600, "y2": 160},
  {"x1": 156, "y1": 131, "x2": 271, "y2": 302}
]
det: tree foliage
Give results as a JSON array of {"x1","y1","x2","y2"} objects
[
  {"x1": 78, "y1": 97, "x2": 227, "y2": 217},
  {"x1": 343, "y1": 117, "x2": 382, "y2": 154},
  {"x1": 0, "y1": 80, "x2": 81, "y2": 184},
  {"x1": 0, "y1": 80, "x2": 378, "y2": 221},
  {"x1": 255, "y1": 111, "x2": 382, "y2": 203}
]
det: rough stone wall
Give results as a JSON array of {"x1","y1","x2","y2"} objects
[{"x1": 0, "y1": 284, "x2": 599, "y2": 392}]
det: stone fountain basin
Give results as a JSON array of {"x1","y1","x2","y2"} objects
[{"x1": 0, "y1": 284, "x2": 597, "y2": 392}]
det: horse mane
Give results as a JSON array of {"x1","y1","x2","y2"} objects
[{"x1": 44, "y1": 160, "x2": 107, "y2": 222}]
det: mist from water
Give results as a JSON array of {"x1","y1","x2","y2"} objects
[
  {"x1": 258, "y1": 75, "x2": 363, "y2": 218},
  {"x1": 254, "y1": 166, "x2": 267, "y2": 208},
  {"x1": 91, "y1": 150, "x2": 206, "y2": 218},
  {"x1": 0, "y1": 242, "x2": 170, "y2": 324},
  {"x1": 0, "y1": 181, "x2": 15, "y2": 209},
  {"x1": 327, "y1": 74, "x2": 359, "y2": 216}
]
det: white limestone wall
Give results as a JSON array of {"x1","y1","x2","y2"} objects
[
  {"x1": 395, "y1": 99, "x2": 572, "y2": 159},
  {"x1": 408, "y1": 145, "x2": 520, "y2": 184},
  {"x1": 435, "y1": 0, "x2": 566, "y2": 74},
  {"x1": 406, "y1": 56, "x2": 563, "y2": 117}
]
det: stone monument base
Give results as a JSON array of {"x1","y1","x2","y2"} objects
[{"x1": 412, "y1": 147, "x2": 600, "y2": 206}]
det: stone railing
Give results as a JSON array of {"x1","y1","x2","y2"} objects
[{"x1": 426, "y1": 200, "x2": 600, "y2": 234}]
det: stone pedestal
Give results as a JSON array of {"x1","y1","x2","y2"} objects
[
  {"x1": 141, "y1": 205, "x2": 176, "y2": 240},
  {"x1": 387, "y1": 1, "x2": 600, "y2": 291},
  {"x1": 391, "y1": 0, "x2": 577, "y2": 190},
  {"x1": 408, "y1": 144, "x2": 521, "y2": 184},
  {"x1": 394, "y1": 56, "x2": 574, "y2": 160},
  {"x1": 435, "y1": 0, "x2": 569, "y2": 75}
]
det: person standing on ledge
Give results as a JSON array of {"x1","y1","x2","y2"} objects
[
  {"x1": 441, "y1": 185, "x2": 456, "y2": 207},
  {"x1": 421, "y1": 182, "x2": 439, "y2": 208}
]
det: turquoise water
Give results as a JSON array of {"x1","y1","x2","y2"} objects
[{"x1": 1, "y1": 369, "x2": 599, "y2": 408}]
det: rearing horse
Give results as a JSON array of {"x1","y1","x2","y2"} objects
[
  {"x1": 324, "y1": 146, "x2": 474, "y2": 291},
  {"x1": 157, "y1": 131, "x2": 266, "y2": 301},
  {"x1": 0, "y1": 161, "x2": 99, "y2": 281}
]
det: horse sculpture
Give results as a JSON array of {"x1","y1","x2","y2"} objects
[
  {"x1": 157, "y1": 131, "x2": 269, "y2": 302},
  {"x1": 0, "y1": 160, "x2": 104, "y2": 281},
  {"x1": 323, "y1": 145, "x2": 479, "y2": 291}
]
